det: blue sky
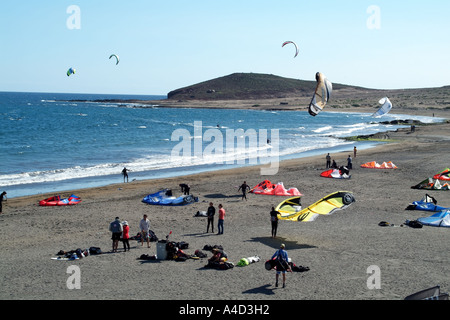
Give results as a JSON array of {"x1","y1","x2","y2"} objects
[{"x1": 1, "y1": 0, "x2": 449, "y2": 95}]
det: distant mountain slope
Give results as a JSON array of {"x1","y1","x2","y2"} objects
[{"x1": 167, "y1": 72, "x2": 366, "y2": 100}]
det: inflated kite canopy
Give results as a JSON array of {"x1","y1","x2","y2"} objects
[
  {"x1": 405, "y1": 194, "x2": 449, "y2": 212},
  {"x1": 282, "y1": 41, "x2": 299, "y2": 58},
  {"x1": 417, "y1": 210, "x2": 450, "y2": 228},
  {"x1": 320, "y1": 169, "x2": 351, "y2": 179},
  {"x1": 372, "y1": 97, "x2": 393, "y2": 118},
  {"x1": 433, "y1": 168, "x2": 450, "y2": 180},
  {"x1": 39, "y1": 194, "x2": 82, "y2": 206},
  {"x1": 250, "y1": 180, "x2": 302, "y2": 196},
  {"x1": 360, "y1": 161, "x2": 398, "y2": 169},
  {"x1": 308, "y1": 72, "x2": 332, "y2": 117},
  {"x1": 142, "y1": 188, "x2": 198, "y2": 206},
  {"x1": 275, "y1": 191, "x2": 355, "y2": 222},
  {"x1": 109, "y1": 54, "x2": 120, "y2": 65},
  {"x1": 67, "y1": 67, "x2": 76, "y2": 77}
]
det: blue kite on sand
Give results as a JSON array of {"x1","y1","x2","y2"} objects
[
  {"x1": 405, "y1": 194, "x2": 449, "y2": 212},
  {"x1": 417, "y1": 210, "x2": 450, "y2": 228},
  {"x1": 142, "y1": 189, "x2": 198, "y2": 206}
]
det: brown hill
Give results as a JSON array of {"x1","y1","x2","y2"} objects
[
  {"x1": 167, "y1": 72, "x2": 371, "y2": 100},
  {"x1": 165, "y1": 73, "x2": 450, "y2": 114}
]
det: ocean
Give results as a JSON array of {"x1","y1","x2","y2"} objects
[{"x1": 0, "y1": 91, "x2": 444, "y2": 198}]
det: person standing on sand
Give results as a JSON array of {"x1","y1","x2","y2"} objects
[
  {"x1": 353, "y1": 146, "x2": 357, "y2": 158},
  {"x1": 139, "y1": 214, "x2": 151, "y2": 248},
  {"x1": 122, "y1": 221, "x2": 130, "y2": 252},
  {"x1": 122, "y1": 167, "x2": 130, "y2": 183},
  {"x1": 270, "y1": 207, "x2": 279, "y2": 238},
  {"x1": 238, "y1": 181, "x2": 250, "y2": 200},
  {"x1": 347, "y1": 155, "x2": 353, "y2": 170},
  {"x1": 206, "y1": 202, "x2": 215, "y2": 233},
  {"x1": 0, "y1": 191, "x2": 7, "y2": 214},
  {"x1": 217, "y1": 204, "x2": 225, "y2": 235},
  {"x1": 271, "y1": 244, "x2": 291, "y2": 288},
  {"x1": 109, "y1": 217, "x2": 123, "y2": 253},
  {"x1": 326, "y1": 153, "x2": 331, "y2": 168}
]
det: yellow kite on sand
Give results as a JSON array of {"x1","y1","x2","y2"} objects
[{"x1": 275, "y1": 191, "x2": 355, "y2": 222}]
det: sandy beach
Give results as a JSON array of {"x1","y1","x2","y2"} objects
[{"x1": 1, "y1": 105, "x2": 449, "y2": 303}]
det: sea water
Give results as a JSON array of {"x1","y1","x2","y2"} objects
[{"x1": 0, "y1": 91, "x2": 444, "y2": 198}]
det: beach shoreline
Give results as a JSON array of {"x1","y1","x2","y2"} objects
[
  {"x1": 6, "y1": 118, "x2": 448, "y2": 206},
  {"x1": 68, "y1": 96, "x2": 450, "y2": 119},
  {"x1": 1, "y1": 107, "x2": 449, "y2": 301}
]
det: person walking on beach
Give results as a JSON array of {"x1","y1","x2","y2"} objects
[
  {"x1": 326, "y1": 153, "x2": 331, "y2": 168},
  {"x1": 139, "y1": 214, "x2": 151, "y2": 248},
  {"x1": 238, "y1": 181, "x2": 250, "y2": 200},
  {"x1": 122, "y1": 221, "x2": 130, "y2": 252},
  {"x1": 217, "y1": 204, "x2": 225, "y2": 235},
  {"x1": 122, "y1": 167, "x2": 130, "y2": 183},
  {"x1": 271, "y1": 244, "x2": 291, "y2": 288},
  {"x1": 270, "y1": 207, "x2": 279, "y2": 238},
  {"x1": 109, "y1": 217, "x2": 123, "y2": 253},
  {"x1": 0, "y1": 191, "x2": 7, "y2": 214},
  {"x1": 353, "y1": 146, "x2": 357, "y2": 158},
  {"x1": 206, "y1": 202, "x2": 215, "y2": 233}
]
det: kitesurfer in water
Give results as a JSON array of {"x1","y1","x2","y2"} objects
[
  {"x1": 271, "y1": 244, "x2": 291, "y2": 288},
  {"x1": 238, "y1": 181, "x2": 250, "y2": 200},
  {"x1": 270, "y1": 207, "x2": 279, "y2": 238}
]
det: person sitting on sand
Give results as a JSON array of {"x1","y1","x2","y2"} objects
[
  {"x1": 331, "y1": 159, "x2": 337, "y2": 169},
  {"x1": 209, "y1": 248, "x2": 228, "y2": 263}
]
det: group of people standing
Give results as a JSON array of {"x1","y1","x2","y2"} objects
[
  {"x1": 206, "y1": 202, "x2": 226, "y2": 234},
  {"x1": 108, "y1": 214, "x2": 152, "y2": 252},
  {"x1": 108, "y1": 179, "x2": 293, "y2": 288},
  {"x1": 326, "y1": 146, "x2": 357, "y2": 170}
]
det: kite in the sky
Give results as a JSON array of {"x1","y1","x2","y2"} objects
[
  {"x1": 282, "y1": 41, "x2": 299, "y2": 58},
  {"x1": 109, "y1": 54, "x2": 120, "y2": 65},
  {"x1": 67, "y1": 68, "x2": 76, "y2": 77},
  {"x1": 372, "y1": 97, "x2": 393, "y2": 118},
  {"x1": 308, "y1": 72, "x2": 332, "y2": 116}
]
